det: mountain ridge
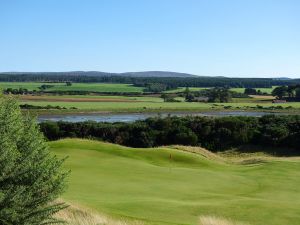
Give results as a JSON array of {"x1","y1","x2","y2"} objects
[{"x1": 0, "y1": 71, "x2": 198, "y2": 78}]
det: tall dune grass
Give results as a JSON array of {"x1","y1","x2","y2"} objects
[
  {"x1": 199, "y1": 215, "x2": 248, "y2": 225},
  {"x1": 55, "y1": 202, "x2": 144, "y2": 225}
]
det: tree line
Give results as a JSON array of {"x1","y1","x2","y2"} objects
[
  {"x1": 272, "y1": 84, "x2": 300, "y2": 100},
  {"x1": 0, "y1": 73, "x2": 298, "y2": 89},
  {"x1": 40, "y1": 115, "x2": 300, "y2": 156}
]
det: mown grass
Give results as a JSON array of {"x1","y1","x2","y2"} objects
[{"x1": 50, "y1": 139, "x2": 300, "y2": 225}]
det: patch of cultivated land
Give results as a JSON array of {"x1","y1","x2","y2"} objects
[
  {"x1": 230, "y1": 86, "x2": 277, "y2": 94},
  {"x1": 20, "y1": 98, "x2": 300, "y2": 113},
  {"x1": 0, "y1": 82, "x2": 144, "y2": 93},
  {"x1": 20, "y1": 95, "x2": 148, "y2": 102},
  {"x1": 164, "y1": 87, "x2": 276, "y2": 94},
  {"x1": 0, "y1": 82, "x2": 56, "y2": 91},
  {"x1": 46, "y1": 83, "x2": 144, "y2": 93},
  {"x1": 50, "y1": 139, "x2": 300, "y2": 225},
  {"x1": 163, "y1": 87, "x2": 208, "y2": 93}
]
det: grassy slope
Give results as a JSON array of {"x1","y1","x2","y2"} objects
[{"x1": 50, "y1": 139, "x2": 300, "y2": 225}]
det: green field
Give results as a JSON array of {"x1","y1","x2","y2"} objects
[
  {"x1": 21, "y1": 95, "x2": 164, "y2": 102},
  {"x1": 0, "y1": 82, "x2": 278, "y2": 94},
  {"x1": 164, "y1": 86, "x2": 276, "y2": 94},
  {"x1": 21, "y1": 99, "x2": 300, "y2": 113},
  {"x1": 163, "y1": 87, "x2": 208, "y2": 93},
  {"x1": 0, "y1": 82, "x2": 53, "y2": 91},
  {"x1": 230, "y1": 86, "x2": 277, "y2": 94},
  {"x1": 50, "y1": 139, "x2": 300, "y2": 225},
  {"x1": 0, "y1": 82, "x2": 144, "y2": 93}
]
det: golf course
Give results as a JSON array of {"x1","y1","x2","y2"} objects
[{"x1": 50, "y1": 138, "x2": 300, "y2": 225}]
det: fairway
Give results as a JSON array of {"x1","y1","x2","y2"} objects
[{"x1": 50, "y1": 139, "x2": 300, "y2": 225}]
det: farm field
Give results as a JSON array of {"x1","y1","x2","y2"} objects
[
  {"x1": 0, "y1": 82, "x2": 56, "y2": 91},
  {"x1": 19, "y1": 95, "x2": 163, "y2": 103},
  {"x1": 230, "y1": 86, "x2": 277, "y2": 94},
  {"x1": 0, "y1": 82, "x2": 144, "y2": 93},
  {"x1": 50, "y1": 138, "x2": 300, "y2": 225},
  {"x1": 163, "y1": 87, "x2": 208, "y2": 93},
  {"x1": 20, "y1": 98, "x2": 300, "y2": 113},
  {"x1": 163, "y1": 86, "x2": 276, "y2": 94}
]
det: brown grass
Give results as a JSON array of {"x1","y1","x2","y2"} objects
[
  {"x1": 199, "y1": 215, "x2": 248, "y2": 225},
  {"x1": 248, "y1": 95, "x2": 275, "y2": 100},
  {"x1": 170, "y1": 145, "x2": 226, "y2": 162},
  {"x1": 55, "y1": 202, "x2": 144, "y2": 225},
  {"x1": 169, "y1": 145, "x2": 269, "y2": 165}
]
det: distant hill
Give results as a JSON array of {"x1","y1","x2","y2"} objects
[
  {"x1": 120, "y1": 71, "x2": 197, "y2": 77},
  {"x1": 1, "y1": 71, "x2": 197, "y2": 78},
  {"x1": 272, "y1": 77, "x2": 292, "y2": 80}
]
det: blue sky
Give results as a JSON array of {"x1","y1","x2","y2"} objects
[{"x1": 0, "y1": 0, "x2": 299, "y2": 77}]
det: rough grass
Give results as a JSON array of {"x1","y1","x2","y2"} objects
[
  {"x1": 55, "y1": 201, "x2": 144, "y2": 225},
  {"x1": 56, "y1": 201, "x2": 245, "y2": 225},
  {"x1": 199, "y1": 215, "x2": 247, "y2": 225},
  {"x1": 170, "y1": 145, "x2": 226, "y2": 163},
  {"x1": 169, "y1": 146, "x2": 268, "y2": 165},
  {"x1": 50, "y1": 139, "x2": 300, "y2": 225}
]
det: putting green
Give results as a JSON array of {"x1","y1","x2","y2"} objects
[{"x1": 50, "y1": 139, "x2": 300, "y2": 225}]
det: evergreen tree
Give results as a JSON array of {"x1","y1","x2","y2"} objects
[{"x1": 0, "y1": 96, "x2": 68, "y2": 225}]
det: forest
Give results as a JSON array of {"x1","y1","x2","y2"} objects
[
  {"x1": 40, "y1": 115, "x2": 300, "y2": 156},
  {"x1": 0, "y1": 73, "x2": 299, "y2": 89}
]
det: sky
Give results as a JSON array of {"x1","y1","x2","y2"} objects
[{"x1": 0, "y1": 0, "x2": 299, "y2": 78}]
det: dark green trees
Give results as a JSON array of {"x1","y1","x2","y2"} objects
[
  {"x1": 272, "y1": 86, "x2": 288, "y2": 99},
  {"x1": 208, "y1": 88, "x2": 232, "y2": 103},
  {"x1": 0, "y1": 96, "x2": 67, "y2": 225},
  {"x1": 244, "y1": 88, "x2": 257, "y2": 95},
  {"x1": 39, "y1": 115, "x2": 300, "y2": 155}
]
